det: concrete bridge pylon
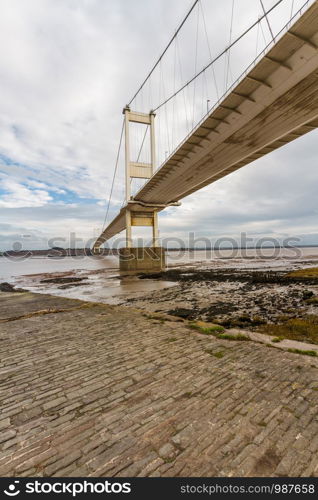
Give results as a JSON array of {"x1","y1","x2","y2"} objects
[{"x1": 119, "y1": 106, "x2": 165, "y2": 272}]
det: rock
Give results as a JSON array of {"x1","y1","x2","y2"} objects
[
  {"x1": 0, "y1": 282, "x2": 24, "y2": 293},
  {"x1": 58, "y1": 282, "x2": 90, "y2": 289},
  {"x1": 167, "y1": 308, "x2": 195, "y2": 319},
  {"x1": 40, "y1": 277, "x2": 87, "y2": 284}
]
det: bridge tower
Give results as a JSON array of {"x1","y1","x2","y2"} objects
[{"x1": 119, "y1": 106, "x2": 165, "y2": 272}]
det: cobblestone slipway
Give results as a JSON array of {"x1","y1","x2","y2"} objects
[{"x1": 0, "y1": 291, "x2": 317, "y2": 477}]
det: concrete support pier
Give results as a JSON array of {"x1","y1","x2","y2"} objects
[
  {"x1": 93, "y1": 107, "x2": 171, "y2": 270},
  {"x1": 119, "y1": 246, "x2": 165, "y2": 272}
]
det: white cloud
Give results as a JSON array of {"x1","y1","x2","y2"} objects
[
  {"x1": 0, "y1": 178, "x2": 52, "y2": 208},
  {"x1": 27, "y1": 180, "x2": 66, "y2": 194}
]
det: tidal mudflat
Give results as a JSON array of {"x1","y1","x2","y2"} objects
[{"x1": 127, "y1": 265, "x2": 318, "y2": 346}]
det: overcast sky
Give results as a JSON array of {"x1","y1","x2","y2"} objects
[{"x1": 0, "y1": 0, "x2": 317, "y2": 251}]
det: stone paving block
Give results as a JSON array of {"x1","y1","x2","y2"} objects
[
  {"x1": 0, "y1": 430, "x2": 16, "y2": 444},
  {"x1": 44, "y1": 451, "x2": 82, "y2": 476},
  {"x1": 42, "y1": 397, "x2": 67, "y2": 411},
  {"x1": 0, "y1": 418, "x2": 10, "y2": 431},
  {"x1": 15, "y1": 449, "x2": 57, "y2": 474},
  {"x1": 158, "y1": 443, "x2": 175, "y2": 459}
]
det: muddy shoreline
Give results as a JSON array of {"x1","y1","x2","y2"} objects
[
  {"x1": 2, "y1": 254, "x2": 318, "y2": 345},
  {"x1": 122, "y1": 266, "x2": 318, "y2": 344},
  {"x1": 138, "y1": 265, "x2": 318, "y2": 285}
]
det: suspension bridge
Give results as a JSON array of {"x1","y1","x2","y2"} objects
[{"x1": 93, "y1": 0, "x2": 318, "y2": 271}]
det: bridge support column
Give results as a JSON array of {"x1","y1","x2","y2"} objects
[
  {"x1": 152, "y1": 211, "x2": 159, "y2": 247},
  {"x1": 119, "y1": 106, "x2": 165, "y2": 272},
  {"x1": 125, "y1": 209, "x2": 132, "y2": 248},
  {"x1": 119, "y1": 246, "x2": 165, "y2": 272}
]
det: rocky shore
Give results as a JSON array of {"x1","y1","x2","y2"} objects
[{"x1": 123, "y1": 267, "x2": 318, "y2": 345}]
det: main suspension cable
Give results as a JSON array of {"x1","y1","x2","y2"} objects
[
  {"x1": 153, "y1": 0, "x2": 284, "y2": 112},
  {"x1": 128, "y1": 0, "x2": 200, "y2": 106},
  {"x1": 259, "y1": 0, "x2": 275, "y2": 40},
  {"x1": 101, "y1": 118, "x2": 125, "y2": 231}
]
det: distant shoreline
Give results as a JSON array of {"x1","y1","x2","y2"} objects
[{"x1": 1, "y1": 244, "x2": 318, "y2": 257}]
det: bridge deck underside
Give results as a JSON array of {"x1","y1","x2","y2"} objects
[{"x1": 95, "y1": 2, "x2": 318, "y2": 248}]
